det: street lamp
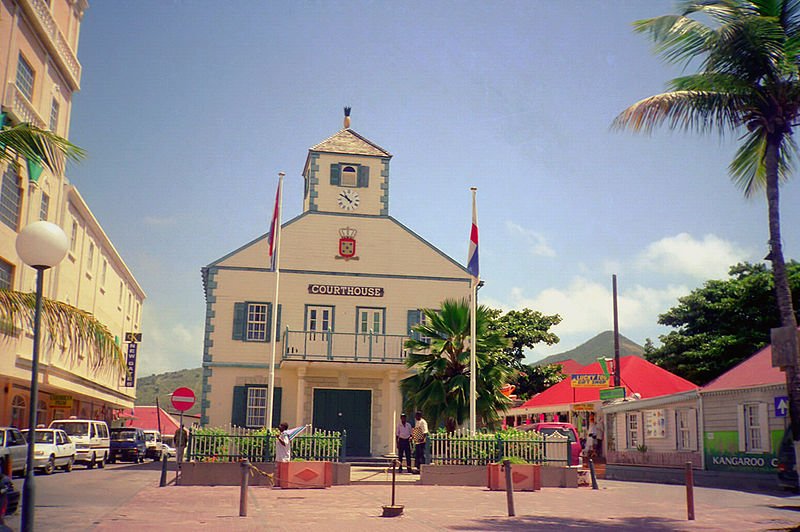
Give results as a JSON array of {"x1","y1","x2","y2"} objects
[{"x1": 16, "y1": 221, "x2": 69, "y2": 532}]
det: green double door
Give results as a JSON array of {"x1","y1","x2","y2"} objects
[{"x1": 312, "y1": 389, "x2": 371, "y2": 457}]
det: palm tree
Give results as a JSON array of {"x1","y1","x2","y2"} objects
[
  {"x1": 613, "y1": 1, "x2": 800, "y2": 439},
  {"x1": 0, "y1": 121, "x2": 122, "y2": 369},
  {"x1": 401, "y1": 298, "x2": 511, "y2": 432}
]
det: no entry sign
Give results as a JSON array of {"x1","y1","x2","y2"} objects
[{"x1": 171, "y1": 387, "x2": 196, "y2": 412}]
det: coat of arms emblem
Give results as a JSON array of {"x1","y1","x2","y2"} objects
[{"x1": 336, "y1": 227, "x2": 359, "y2": 261}]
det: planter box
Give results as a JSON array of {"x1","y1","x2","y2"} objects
[
  {"x1": 180, "y1": 461, "x2": 275, "y2": 486},
  {"x1": 487, "y1": 463, "x2": 541, "y2": 491},
  {"x1": 277, "y1": 461, "x2": 333, "y2": 489}
]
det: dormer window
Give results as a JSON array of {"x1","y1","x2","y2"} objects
[{"x1": 341, "y1": 165, "x2": 357, "y2": 186}]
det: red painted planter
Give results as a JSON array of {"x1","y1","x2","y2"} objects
[
  {"x1": 487, "y1": 463, "x2": 541, "y2": 492},
  {"x1": 277, "y1": 461, "x2": 333, "y2": 489}
]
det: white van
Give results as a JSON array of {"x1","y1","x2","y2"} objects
[{"x1": 49, "y1": 418, "x2": 110, "y2": 469}]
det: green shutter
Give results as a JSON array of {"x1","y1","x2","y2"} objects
[
  {"x1": 231, "y1": 386, "x2": 247, "y2": 427},
  {"x1": 232, "y1": 302, "x2": 246, "y2": 340},
  {"x1": 27, "y1": 157, "x2": 43, "y2": 183},
  {"x1": 275, "y1": 304, "x2": 282, "y2": 342},
  {"x1": 357, "y1": 165, "x2": 369, "y2": 187},
  {"x1": 407, "y1": 309, "x2": 421, "y2": 341},
  {"x1": 330, "y1": 163, "x2": 341, "y2": 186},
  {"x1": 265, "y1": 302, "x2": 273, "y2": 342},
  {"x1": 272, "y1": 387, "x2": 282, "y2": 428}
]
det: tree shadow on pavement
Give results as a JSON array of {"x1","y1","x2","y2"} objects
[{"x1": 450, "y1": 515, "x2": 684, "y2": 531}]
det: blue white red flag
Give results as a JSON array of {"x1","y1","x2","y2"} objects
[
  {"x1": 467, "y1": 191, "x2": 479, "y2": 279},
  {"x1": 285, "y1": 424, "x2": 309, "y2": 441},
  {"x1": 267, "y1": 180, "x2": 282, "y2": 271}
]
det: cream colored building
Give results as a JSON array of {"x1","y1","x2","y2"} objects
[
  {"x1": 202, "y1": 118, "x2": 472, "y2": 457},
  {"x1": 0, "y1": 0, "x2": 145, "y2": 427}
]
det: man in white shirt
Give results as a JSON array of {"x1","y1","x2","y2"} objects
[
  {"x1": 411, "y1": 411, "x2": 429, "y2": 472},
  {"x1": 396, "y1": 413, "x2": 413, "y2": 473},
  {"x1": 275, "y1": 422, "x2": 291, "y2": 462}
]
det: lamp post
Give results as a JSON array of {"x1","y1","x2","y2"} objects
[{"x1": 16, "y1": 221, "x2": 69, "y2": 532}]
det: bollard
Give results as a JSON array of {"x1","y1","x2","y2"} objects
[
  {"x1": 239, "y1": 459, "x2": 250, "y2": 517},
  {"x1": 503, "y1": 459, "x2": 515, "y2": 517},
  {"x1": 381, "y1": 459, "x2": 404, "y2": 517},
  {"x1": 588, "y1": 458, "x2": 599, "y2": 490},
  {"x1": 685, "y1": 461, "x2": 695, "y2": 521},
  {"x1": 159, "y1": 454, "x2": 168, "y2": 487}
]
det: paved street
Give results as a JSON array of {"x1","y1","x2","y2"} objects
[
  {"x1": 4, "y1": 459, "x2": 167, "y2": 531},
  {"x1": 5, "y1": 461, "x2": 800, "y2": 531}
]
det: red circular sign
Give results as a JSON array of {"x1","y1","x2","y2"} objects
[{"x1": 171, "y1": 387, "x2": 196, "y2": 412}]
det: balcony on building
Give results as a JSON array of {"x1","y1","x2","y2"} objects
[{"x1": 282, "y1": 329, "x2": 410, "y2": 364}]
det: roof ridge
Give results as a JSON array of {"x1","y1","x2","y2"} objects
[{"x1": 309, "y1": 128, "x2": 392, "y2": 157}]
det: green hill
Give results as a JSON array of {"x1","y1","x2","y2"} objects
[
  {"x1": 534, "y1": 330, "x2": 644, "y2": 367},
  {"x1": 135, "y1": 367, "x2": 202, "y2": 416}
]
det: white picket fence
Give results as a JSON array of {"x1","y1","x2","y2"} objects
[
  {"x1": 429, "y1": 429, "x2": 570, "y2": 466},
  {"x1": 188, "y1": 424, "x2": 343, "y2": 462}
]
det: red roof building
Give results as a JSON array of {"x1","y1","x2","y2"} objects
[
  {"x1": 119, "y1": 406, "x2": 182, "y2": 435},
  {"x1": 516, "y1": 356, "x2": 697, "y2": 413},
  {"x1": 551, "y1": 359, "x2": 584, "y2": 376},
  {"x1": 702, "y1": 343, "x2": 785, "y2": 392}
]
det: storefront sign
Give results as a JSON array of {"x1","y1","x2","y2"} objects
[
  {"x1": 707, "y1": 452, "x2": 778, "y2": 471},
  {"x1": 308, "y1": 284, "x2": 384, "y2": 297},
  {"x1": 645, "y1": 409, "x2": 667, "y2": 439},
  {"x1": 124, "y1": 342, "x2": 138, "y2": 387},
  {"x1": 570, "y1": 374, "x2": 610, "y2": 388},
  {"x1": 600, "y1": 387, "x2": 626, "y2": 401},
  {"x1": 573, "y1": 403, "x2": 595, "y2": 411},
  {"x1": 50, "y1": 394, "x2": 73, "y2": 408}
]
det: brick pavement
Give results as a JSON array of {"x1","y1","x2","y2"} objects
[{"x1": 94, "y1": 480, "x2": 800, "y2": 531}]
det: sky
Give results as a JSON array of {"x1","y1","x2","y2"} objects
[{"x1": 65, "y1": 1, "x2": 800, "y2": 376}]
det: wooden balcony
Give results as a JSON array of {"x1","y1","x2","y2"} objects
[{"x1": 282, "y1": 330, "x2": 409, "y2": 364}]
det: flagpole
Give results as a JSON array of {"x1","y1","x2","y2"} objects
[
  {"x1": 266, "y1": 172, "x2": 284, "y2": 430},
  {"x1": 469, "y1": 187, "x2": 478, "y2": 436}
]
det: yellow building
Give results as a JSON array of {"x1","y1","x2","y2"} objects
[
  {"x1": 202, "y1": 115, "x2": 472, "y2": 457},
  {"x1": 0, "y1": 0, "x2": 145, "y2": 426}
]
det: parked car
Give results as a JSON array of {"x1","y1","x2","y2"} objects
[
  {"x1": 109, "y1": 428, "x2": 147, "y2": 463},
  {"x1": 777, "y1": 427, "x2": 798, "y2": 491},
  {"x1": 49, "y1": 419, "x2": 110, "y2": 469},
  {"x1": 0, "y1": 473, "x2": 19, "y2": 519},
  {"x1": 519, "y1": 422, "x2": 583, "y2": 466},
  {"x1": 162, "y1": 443, "x2": 176, "y2": 459},
  {"x1": 21, "y1": 429, "x2": 76, "y2": 475},
  {"x1": 143, "y1": 430, "x2": 163, "y2": 461},
  {"x1": 0, "y1": 427, "x2": 29, "y2": 477}
]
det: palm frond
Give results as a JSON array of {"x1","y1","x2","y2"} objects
[
  {"x1": 0, "y1": 123, "x2": 86, "y2": 175},
  {"x1": 730, "y1": 127, "x2": 797, "y2": 195},
  {"x1": 634, "y1": 14, "x2": 713, "y2": 65},
  {"x1": 0, "y1": 289, "x2": 125, "y2": 372},
  {"x1": 612, "y1": 90, "x2": 744, "y2": 134}
]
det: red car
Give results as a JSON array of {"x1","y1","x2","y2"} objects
[{"x1": 520, "y1": 422, "x2": 583, "y2": 466}]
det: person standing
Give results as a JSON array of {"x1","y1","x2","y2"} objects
[
  {"x1": 594, "y1": 416, "x2": 604, "y2": 458},
  {"x1": 174, "y1": 425, "x2": 188, "y2": 464},
  {"x1": 411, "y1": 411, "x2": 429, "y2": 472},
  {"x1": 275, "y1": 422, "x2": 291, "y2": 462},
  {"x1": 396, "y1": 413, "x2": 413, "y2": 473}
]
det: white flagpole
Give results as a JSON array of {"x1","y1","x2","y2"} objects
[
  {"x1": 266, "y1": 172, "x2": 284, "y2": 430},
  {"x1": 469, "y1": 187, "x2": 478, "y2": 435}
]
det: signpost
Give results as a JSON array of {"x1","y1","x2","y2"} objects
[
  {"x1": 570, "y1": 374, "x2": 610, "y2": 388},
  {"x1": 171, "y1": 387, "x2": 195, "y2": 470},
  {"x1": 600, "y1": 387, "x2": 626, "y2": 401}
]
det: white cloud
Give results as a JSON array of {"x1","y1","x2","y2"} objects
[
  {"x1": 636, "y1": 233, "x2": 750, "y2": 280},
  {"x1": 505, "y1": 220, "x2": 556, "y2": 257},
  {"x1": 138, "y1": 312, "x2": 204, "y2": 376}
]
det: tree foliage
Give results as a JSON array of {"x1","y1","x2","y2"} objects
[
  {"x1": 513, "y1": 363, "x2": 566, "y2": 401},
  {"x1": 401, "y1": 299, "x2": 511, "y2": 431},
  {"x1": 646, "y1": 261, "x2": 800, "y2": 385}
]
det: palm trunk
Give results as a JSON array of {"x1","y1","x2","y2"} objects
[{"x1": 765, "y1": 138, "x2": 800, "y2": 440}]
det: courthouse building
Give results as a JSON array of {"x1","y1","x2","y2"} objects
[
  {"x1": 0, "y1": 0, "x2": 144, "y2": 426},
  {"x1": 202, "y1": 115, "x2": 472, "y2": 457}
]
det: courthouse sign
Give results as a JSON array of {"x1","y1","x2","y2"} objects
[{"x1": 308, "y1": 284, "x2": 384, "y2": 297}]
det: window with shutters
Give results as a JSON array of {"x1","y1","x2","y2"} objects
[
  {"x1": 50, "y1": 98, "x2": 60, "y2": 132},
  {"x1": 0, "y1": 165, "x2": 21, "y2": 230},
  {"x1": 744, "y1": 403, "x2": 765, "y2": 452},
  {"x1": 247, "y1": 303, "x2": 269, "y2": 341},
  {"x1": 0, "y1": 259, "x2": 13, "y2": 290},
  {"x1": 70, "y1": 220, "x2": 78, "y2": 253},
  {"x1": 330, "y1": 163, "x2": 369, "y2": 188},
  {"x1": 16, "y1": 54, "x2": 35, "y2": 101},
  {"x1": 246, "y1": 387, "x2": 268, "y2": 427},
  {"x1": 677, "y1": 409, "x2": 694, "y2": 450},
  {"x1": 40, "y1": 193, "x2": 49, "y2": 221},
  {"x1": 627, "y1": 413, "x2": 639, "y2": 448}
]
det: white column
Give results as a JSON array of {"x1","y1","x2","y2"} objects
[
  {"x1": 389, "y1": 370, "x2": 398, "y2": 455},
  {"x1": 295, "y1": 366, "x2": 306, "y2": 426}
]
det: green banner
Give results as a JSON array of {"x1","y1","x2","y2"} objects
[{"x1": 600, "y1": 387, "x2": 626, "y2": 400}]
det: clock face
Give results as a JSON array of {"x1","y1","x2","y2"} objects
[{"x1": 337, "y1": 189, "x2": 360, "y2": 211}]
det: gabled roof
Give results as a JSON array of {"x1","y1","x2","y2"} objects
[
  {"x1": 310, "y1": 128, "x2": 392, "y2": 157},
  {"x1": 519, "y1": 356, "x2": 697, "y2": 410},
  {"x1": 702, "y1": 342, "x2": 785, "y2": 392},
  {"x1": 120, "y1": 406, "x2": 181, "y2": 435},
  {"x1": 552, "y1": 359, "x2": 584, "y2": 375}
]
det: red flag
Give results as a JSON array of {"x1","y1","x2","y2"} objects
[{"x1": 267, "y1": 180, "x2": 282, "y2": 270}]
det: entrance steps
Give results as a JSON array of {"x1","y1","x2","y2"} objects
[{"x1": 345, "y1": 456, "x2": 397, "y2": 467}]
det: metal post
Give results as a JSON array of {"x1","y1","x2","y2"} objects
[
  {"x1": 503, "y1": 459, "x2": 515, "y2": 517},
  {"x1": 391, "y1": 459, "x2": 397, "y2": 506},
  {"x1": 589, "y1": 458, "x2": 599, "y2": 490},
  {"x1": 21, "y1": 267, "x2": 45, "y2": 532},
  {"x1": 612, "y1": 274, "x2": 621, "y2": 387},
  {"x1": 240, "y1": 459, "x2": 250, "y2": 517},
  {"x1": 160, "y1": 454, "x2": 168, "y2": 487},
  {"x1": 685, "y1": 461, "x2": 695, "y2": 520}
]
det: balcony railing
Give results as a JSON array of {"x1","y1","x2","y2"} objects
[
  {"x1": 282, "y1": 329, "x2": 409, "y2": 363},
  {"x1": 4, "y1": 82, "x2": 47, "y2": 129},
  {"x1": 21, "y1": 0, "x2": 82, "y2": 90}
]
